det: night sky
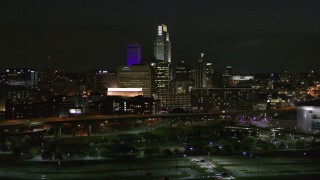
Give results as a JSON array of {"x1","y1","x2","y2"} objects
[{"x1": 1, "y1": 0, "x2": 320, "y2": 73}]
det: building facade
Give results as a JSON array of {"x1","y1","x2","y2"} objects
[
  {"x1": 126, "y1": 42, "x2": 141, "y2": 66},
  {"x1": 206, "y1": 62, "x2": 214, "y2": 88},
  {"x1": 5, "y1": 68, "x2": 38, "y2": 88},
  {"x1": 117, "y1": 65, "x2": 152, "y2": 97},
  {"x1": 191, "y1": 87, "x2": 254, "y2": 112},
  {"x1": 195, "y1": 60, "x2": 207, "y2": 88},
  {"x1": 154, "y1": 24, "x2": 171, "y2": 63},
  {"x1": 297, "y1": 100, "x2": 320, "y2": 134}
]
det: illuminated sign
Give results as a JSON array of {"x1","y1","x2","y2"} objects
[
  {"x1": 107, "y1": 88, "x2": 143, "y2": 97},
  {"x1": 99, "y1": 70, "x2": 108, "y2": 74},
  {"x1": 108, "y1": 88, "x2": 142, "y2": 92},
  {"x1": 231, "y1": 75, "x2": 254, "y2": 81}
]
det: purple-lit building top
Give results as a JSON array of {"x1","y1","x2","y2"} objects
[{"x1": 126, "y1": 42, "x2": 141, "y2": 66}]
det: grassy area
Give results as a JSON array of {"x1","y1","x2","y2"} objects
[
  {"x1": 237, "y1": 174, "x2": 320, "y2": 180},
  {"x1": 0, "y1": 156, "x2": 198, "y2": 179}
]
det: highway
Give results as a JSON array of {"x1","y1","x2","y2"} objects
[
  {"x1": 0, "y1": 112, "x2": 231, "y2": 128},
  {"x1": 0, "y1": 108, "x2": 295, "y2": 128}
]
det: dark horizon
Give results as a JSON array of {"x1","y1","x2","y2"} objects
[{"x1": 1, "y1": 0, "x2": 320, "y2": 73}]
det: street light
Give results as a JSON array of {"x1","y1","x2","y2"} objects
[
  {"x1": 301, "y1": 137, "x2": 304, "y2": 149},
  {"x1": 12, "y1": 108, "x2": 15, "y2": 120},
  {"x1": 41, "y1": 149, "x2": 44, "y2": 178},
  {"x1": 242, "y1": 151, "x2": 246, "y2": 170},
  {"x1": 208, "y1": 142, "x2": 213, "y2": 159},
  {"x1": 219, "y1": 145, "x2": 223, "y2": 165},
  {"x1": 100, "y1": 123, "x2": 104, "y2": 133},
  {"x1": 303, "y1": 152, "x2": 306, "y2": 170},
  {"x1": 189, "y1": 148, "x2": 193, "y2": 168}
]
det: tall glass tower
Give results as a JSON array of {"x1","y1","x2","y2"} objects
[
  {"x1": 153, "y1": 24, "x2": 172, "y2": 94},
  {"x1": 154, "y1": 24, "x2": 171, "y2": 63}
]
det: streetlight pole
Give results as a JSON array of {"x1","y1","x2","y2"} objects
[
  {"x1": 41, "y1": 149, "x2": 43, "y2": 178},
  {"x1": 242, "y1": 152, "x2": 246, "y2": 170},
  {"x1": 208, "y1": 142, "x2": 213, "y2": 159},
  {"x1": 219, "y1": 146, "x2": 223, "y2": 165},
  {"x1": 12, "y1": 107, "x2": 15, "y2": 120},
  {"x1": 189, "y1": 147, "x2": 193, "y2": 168},
  {"x1": 100, "y1": 123, "x2": 104, "y2": 133},
  {"x1": 303, "y1": 152, "x2": 306, "y2": 171}
]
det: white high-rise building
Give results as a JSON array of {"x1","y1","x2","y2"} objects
[
  {"x1": 154, "y1": 24, "x2": 171, "y2": 63},
  {"x1": 153, "y1": 24, "x2": 172, "y2": 94}
]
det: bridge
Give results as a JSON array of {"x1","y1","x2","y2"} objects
[
  {"x1": 0, "y1": 111, "x2": 252, "y2": 127},
  {"x1": 0, "y1": 108, "x2": 295, "y2": 138},
  {"x1": 0, "y1": 112, "x2": 242, "y2": 138}
]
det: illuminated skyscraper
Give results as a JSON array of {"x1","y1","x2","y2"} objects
[
  {"x1": 206, "y1": 62, "x2": 214, "y2": 88},
  {"x1": 223, "y1": 66, "x2": 232, "y2": 87},
  {"x1": 195, "y1": 54, "x2": 207, "y2": 88},
  {"x1": 153, "y1": 24, "x2": 172, "y2": 94},
  {"x1": 154, "y1": 24, "x2": 171, "y2": 63},
  {"x1": 126, "y1": 42, "x2": 141, "y2": 66}
]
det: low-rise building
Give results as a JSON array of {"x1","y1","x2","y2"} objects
[{"x1": 297, "y1": 100, "x2": 320, "y2": 134}]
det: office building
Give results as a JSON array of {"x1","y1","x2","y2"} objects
[
  {"x1": 92, "y1": 70, "x2": 117, "y2": 92},
  {"x1": 222, "y1": 66, "x2": 232, "y2": 87},
  {"x1": 206, "y1": 62, "x2": 214, "y2": 88},
  {"x1": 297, "y1": 100, "x2": 320, "y2": 134},
  {"x1": 153, "y1": 60, "x2": 171, "y2": 95},
  {"x1": 195, "y1": 57, "x2": 207, "y2": 88},
  {"x1": 175, "y1": 61, "x2": 190, "y2": 81},
  {"x1": 5, "y1": 68, "x2": 38, "y2": 88},
  {"x1": 154, "y1": 24, "x2": 171, "y2": 63},
  {"x1": 191, "y1": 87, "x2": 254, "y2": 112},
  {"x1": 153, "y1": 24, "x2": 172, "y2": 94},
  {"x1": 126, "y1": 42, "x2": 141, "y2": 66},
  {"x1": 174, "y1": 61, "x2": 191, "y2": 94},
  {"x1": 117, "y1": 65, "x2": 152, "y2": 97}
]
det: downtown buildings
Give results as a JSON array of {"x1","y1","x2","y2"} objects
[{"x1": 0, "y1": 24, "x2": 318, "y2": 122}]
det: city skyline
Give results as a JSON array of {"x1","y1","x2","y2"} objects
[
  {"x1": 1, "y1": 2, "x2": 320, "y2": 179},
  {"x1": 1, "y1": 0, "x2": 320, "y2": 73}
]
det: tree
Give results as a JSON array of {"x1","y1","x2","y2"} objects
[{"x1": 163, "y1": 149, "x2": 172, "y2": 155}]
